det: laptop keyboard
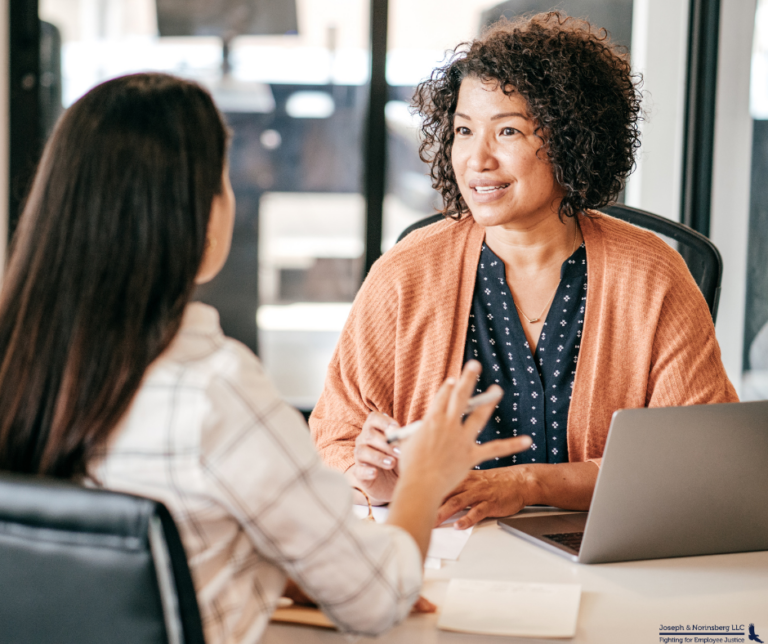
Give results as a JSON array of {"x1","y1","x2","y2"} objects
[{"x1": 543, "y1": 531, "x2": 584, "y2": 551}]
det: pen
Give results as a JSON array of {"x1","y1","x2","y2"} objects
[{"x1": 385, "y1": 389, "x2": 504, "y2": 444}]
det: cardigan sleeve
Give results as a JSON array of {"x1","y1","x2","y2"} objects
[
  {"x1": 309, "y1": 259, "x2": 400, "y2": 472},
  {"x1": 586, "y1": 252, "x2": 738, "y2": 468},
  {"x1": 645, "y1": 257, "x2": 738, "y2": 409}
]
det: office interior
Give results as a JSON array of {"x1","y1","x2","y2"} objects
[
  {"x1": 4, "y1": 0, "x2": 767, "y2": 411},
  {"x1": 2, "y1": 1, "x2": 768, "y2": 642}
]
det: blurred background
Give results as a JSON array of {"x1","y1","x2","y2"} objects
[{"x1": 8, "y1": 0, "x2": 768, "y2": 409}]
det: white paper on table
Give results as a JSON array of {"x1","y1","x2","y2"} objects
[
  {"x1": 437, "y1": 579, "x2": 582, "y2": 638},
  {"x1": 426, "y1": 512, "x2": 473, "y2": 561},
  {"x1": 352, "y1": 505, "x2": 473, "y2": 562},
  {"x1": 423, "y1": 556, "x2": 442, "y2": 569}
]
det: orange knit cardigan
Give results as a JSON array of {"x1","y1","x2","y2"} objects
[{"x1": 310, "y1": 212, "x2": 738, "y2": 472}]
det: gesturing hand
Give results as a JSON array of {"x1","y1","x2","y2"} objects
[
  {"x1": 348, "y1": 411, "x2": 401, "y2": 504},
  {"x1": 384, "y1": 361, "x2": 533, "y2": 562},
  {"x1": 394, "y1": 362, "x2": 533, "y2": 505}
]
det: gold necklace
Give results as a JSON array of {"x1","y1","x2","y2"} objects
[{"x1": 513, "y1": 229, "x2": 579, "y2": 325}]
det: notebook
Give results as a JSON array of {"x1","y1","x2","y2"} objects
[{"x1": 437, "y1": 579, "x2": 581, "y2": 638}]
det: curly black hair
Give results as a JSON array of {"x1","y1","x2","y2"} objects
[{"x1": 413, "y1": 11, "x2": 643, "y2": 220}]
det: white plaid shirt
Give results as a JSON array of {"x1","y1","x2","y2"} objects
[{"x1": 92, "y1": 303, "x2": 422, "y2": 644}]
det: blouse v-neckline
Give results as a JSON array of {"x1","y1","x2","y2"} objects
[{"x1": 463, "y1": 241, "x2": 588, "y2": 468}]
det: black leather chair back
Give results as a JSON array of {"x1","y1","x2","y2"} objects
[
  {"x1": 396, "y1": 205, "x2": 723, "y2": 322},
  {"x1": 0, "y1": 473, "x2": 205, "y2": 644}
]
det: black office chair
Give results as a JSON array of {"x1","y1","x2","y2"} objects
[
  {"x1": 0, "y1": 473, "x2": 205, "y2": 644},
  {"x1": 396, "y1": 204, "x2": 723, "y2": 322}
]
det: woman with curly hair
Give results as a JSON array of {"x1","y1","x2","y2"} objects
[{"x1": 310, "y1": 12, "x2": 737, "y2": 528}]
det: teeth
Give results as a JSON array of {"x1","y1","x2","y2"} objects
[{"x1": 474, "y1": 184, "x2": 508, "y2": 193}]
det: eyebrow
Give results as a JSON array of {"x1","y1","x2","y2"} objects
[{"x1": 454, "y1": 111, "x2": 530, "y2": 121}]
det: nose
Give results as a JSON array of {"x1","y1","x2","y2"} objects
[{"x1": 466, "y1": 133, "x2": 498, "y2": 172}]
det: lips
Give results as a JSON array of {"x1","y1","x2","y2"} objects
[
  {"x1": 473, "y1": 184, "x2": 510, "y2": 193},
  {"x1": 467, "y1": 180, "x2": 512, "y2": 204}
]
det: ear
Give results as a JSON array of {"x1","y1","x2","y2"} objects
[{"x1": 195, "y1": 170, "x2": 235, "y2": 284}]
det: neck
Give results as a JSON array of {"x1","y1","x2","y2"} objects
[{"x1": 483, "y1": 212, "x2": 581, "y2": 276}]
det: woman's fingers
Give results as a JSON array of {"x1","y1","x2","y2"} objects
[
  {"x1": 424, "y1": 375, "x2": 456, "y2": 419},
  {"x1": 476, "y1": 435, "x2": 532, "y2": 463},
  {"x1": 362, "y1": 433, "x2": 399, "y2": 459},
  {"x1": 462, "y1": 384, "x2": 503, "y2": 435},
  {"x1": 354, "y1": 463, "x2": 379, "y2": 481},
  {"x1": 365, "y1": 410, "x2": 398, "y2": 429},
  {"x1": 422, "y1": 362, "x2": 498, "y2": 435},
  {"x1": 362, "y1": 411, "x2": 399, "y2": 437},
  {"x1": 355, "y1": 444, "x2": 398, "y2": 470},
  {"x1": 454, "y1": 501, "x2": 491, "y2": 530},
  {"x1": 358, "y1": 412, "x2": 400, "y2": 458},
  {"x1": 435, "y1": 491, "x2": 473, "y2": 525},
  {"x1": 410, "y1": 596, "x2": 437, "y2": 614},
  {"x1": 282, "y1": 579, "x2": 317, "y2": 607},
  {"x1": 447, "y1": 360, "x2": 482, "y2": 419}
]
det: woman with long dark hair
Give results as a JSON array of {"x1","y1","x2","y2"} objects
[{"x1": 0, "y1": 73, "x2": 531, "y2": 642}]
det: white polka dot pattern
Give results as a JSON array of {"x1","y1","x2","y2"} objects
[{"x1": 464, "y1": 243, "x2": 587, "y2": 469}]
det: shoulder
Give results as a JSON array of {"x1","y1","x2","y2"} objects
[
  {"x1": 364, "y1": 215, "x2": 479, "y2": 288},
  {"x1": 392, "y1": 214, "x2": 474, "y2": 250},
  {"x1": 147, "y1": 303, "x2": 283, "y2": 410},
  {"x1": 583, "y1": 210, "x2": 692, "y2": 283},
  {"x1": 151, "y1": 303, "x2": 254, "y2": 380},
  {"x1": 150, "y1": 303, "x2": 313, "y2": 455},
  {"x1": 376, "y1": 215, "x2": 476, "y2": 270}
]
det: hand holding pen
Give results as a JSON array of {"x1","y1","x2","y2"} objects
[
  {"x1": 347, "y1": 411, "x2": 403, "y2": 505},
  {"x1": 347, "y1": 368, "x2": 517, "y2": 506},
  {"x1": 385, "y1": 389, "x2": 505, "y2": 444}
]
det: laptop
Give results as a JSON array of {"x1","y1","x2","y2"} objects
[{"x1": 498, "y1": 401, "x2": 768, "y2": 564}]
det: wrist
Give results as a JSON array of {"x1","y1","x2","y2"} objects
[
  {"x1": 515, "y1": 464, "x2": 544, "y2": 507},
  {"x1": 344, "y1": 464, "x2": 394, "y2": 505},
  {"x1": 393, "y1": 470, "x2": 446, "y2": 512}
]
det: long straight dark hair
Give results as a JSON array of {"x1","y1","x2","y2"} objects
[{"x1": 0, "y1": 73, "x2": 228, "y2": 479}]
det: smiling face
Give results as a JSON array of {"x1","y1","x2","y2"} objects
[{"x1": 451, "y1": 76, "x2": 565, "y2": 229}]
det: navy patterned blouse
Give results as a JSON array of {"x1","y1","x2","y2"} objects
[{"x1": 463, "y1": 242, "x2": 587, "y2": 469}]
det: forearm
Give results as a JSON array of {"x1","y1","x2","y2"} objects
[
  {"x1": 387, "y1": 475, "x2": 445, "y2": 561},
  {"x1": 520, "y1": 461, "x2": 599, "y2": 510},
  {"x1": 267, "y1": 464, "x2": 421, "y2": 635}
]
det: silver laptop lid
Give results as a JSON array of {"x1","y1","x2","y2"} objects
[{"x1": 578, "y1": 401, "x2": 768, "y2": 564}]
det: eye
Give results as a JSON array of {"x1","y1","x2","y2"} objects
[
  {"x1": 455, "y1": 125, "x2": 471, "y2": 136},
  {"x1": 500, "y1": 127, "x2": 519, "y2": 136}
]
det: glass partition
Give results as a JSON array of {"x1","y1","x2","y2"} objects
[
  {"x1": 39, "y1": 0, "x2": 370, "y2": 410},
  {"x1": 37, "y1": 0, "x2": 664, "y2": 412},
  {"x1": 742, "y1": 0, "x2": 768, "y2": 399}
]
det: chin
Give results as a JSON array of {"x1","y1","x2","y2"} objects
[
  {"x1": 470, "y1": 203, "x2": 560, "y2": 229},
  {"x1": 468, "y1": 206, "x2": 518, "y2": 228}
]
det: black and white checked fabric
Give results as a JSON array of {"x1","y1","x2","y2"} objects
[
  {"x1": 93, "y1": 303, "x2": 421, "y2": 644},
  {"x1": 464, "y1": 242, "x2": 587, "y2": 469}
]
